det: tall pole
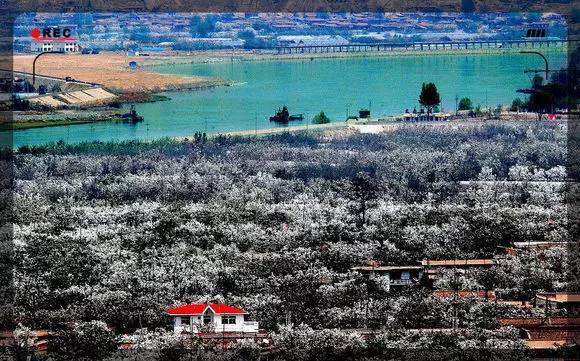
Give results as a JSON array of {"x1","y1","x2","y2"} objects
[
  {"x1": 520, "y1": 50, "x2": 549, "y2": 82},
  {"x1": 32, "y1": 51, "x2": 64, "y2": 87}
]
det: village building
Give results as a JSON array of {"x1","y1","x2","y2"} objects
[
  {"x1": 495, "y1": 299, "x2": 532, "y2": 308},
  {"x1": 498, "y1": 317, "x2": 580, "y2": 350},
  {"x1": 167, "y1": 303, "x2": 259, "y2": 334},
  {"x1": 420, "y1": 259, "x2": 495, "y2": 286},
  {"x1": 432, "y1": 289, "x2": 496, "y2": 300},
  {"x1": 31, "y1": 37, "x2": 79, "y2": 53},
  {"x1": 535, "y1": 292, "x2": 580, "y2": 316},
  {"x1": 351, "y1": 264, "x2": 423, "y2": 291},
  {"x1": 0, "y1": 330, "x2": 49, "y2": 354},
  {"x1": 277, "y1": 35, "x2": 349, "y2": 46},
  {"x1": 500, "y1": 241, "x2": 571, "y2": 256},
  {"x1": 401, "y1": 112, "x2": 452, "y2": 121}
]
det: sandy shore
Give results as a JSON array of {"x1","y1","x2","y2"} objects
[
  {"x1": 182, "y1": 113, "x2": 563, "y2": 141},
  {"x1": 10, "y1": 53, "x2": 232, "y2": 93}
]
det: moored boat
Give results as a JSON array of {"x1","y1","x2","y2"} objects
[
  {"x1": 270, "y1": 106, "x2": 303, "y2": 122},
  {"x1": 122, "y1": 104, "x2": 144, "y2": 123}
]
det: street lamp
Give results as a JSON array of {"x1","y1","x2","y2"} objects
[
  {"x1": 32, "y1": 50, "x2": 65, "y2": 87},
  {"x1": 519, "y1": 50, "x2": 549, "y2": 82}
]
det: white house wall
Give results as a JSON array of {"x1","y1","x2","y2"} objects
[{"x1": 173, "y1": 314, "x2": 257, "y2": 333}]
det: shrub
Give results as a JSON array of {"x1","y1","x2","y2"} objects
[
  {"x1": 312, "y1": 111, "x2": 331, "y2": 124},
  {"x1": 510, "y1": 98, "x2": 526, "y2": 112},
  {"x1": 458, "y1": 97, "x2": 473, "y2": 111},
  {"x1": 49, "y1": 321, "x2": 117, "y2": 360}
]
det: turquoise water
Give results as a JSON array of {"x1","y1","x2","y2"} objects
[{"x1": 10, "y1": 51, "x2": 568, "y2": 147}]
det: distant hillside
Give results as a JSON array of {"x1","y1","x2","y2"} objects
[{"x1": 2, "y1": 0, "x2": 574, "y2": 13}]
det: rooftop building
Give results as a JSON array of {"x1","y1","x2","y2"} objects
[
  {"x1": 352, "y1": 263, "x2": 424, "y2": 291},
  {"x1": 167, "y1": 303, "x2": 259, "y2": 334}
]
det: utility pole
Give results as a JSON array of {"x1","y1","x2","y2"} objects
[
  {"x1": 485, "y1": 91, "x2": 488, "y2": 115},
  {"x1": 32, "y1": 51, "x2": 64, "y2": 87},
  {"x1": 520, "y1": 50, "x2": 549, "y2": 82}
]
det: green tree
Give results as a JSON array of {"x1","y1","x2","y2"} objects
[
  {"x1": 510, "y1": 98, "x2": 526, "y2": 112},
  {"x1": 419, "y1": 82, "x2": 441, "y2": 115},
  {"x1": 532, "y1": 74, "x2": 544, "y2": 89},
  {"x1": 458, "y1": 97, "x2": 473, "y2": 111},
  {"x1": 528, "y1": 90, "x2": 554, "y2": 120},
  {"x1": 346, "y1": 172, "x2": 379, "y2": 228},
  {"x1": 312, "y1": 111, "x2": 331, "y2": 124}
]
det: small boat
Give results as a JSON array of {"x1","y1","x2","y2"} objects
[
  {"x1": 288, "y1": 114, "x2": 304, "y2": 121},
  {"x1": 270, "y1": 106, "x2": 303, "y2": 122},
  {"x1": 121, "y1": 104, "x2": 144, "y2": 123}
]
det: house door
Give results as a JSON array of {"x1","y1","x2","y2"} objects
[{"x1": 203, "y1": 309, "x2": 214, "y2": 324}]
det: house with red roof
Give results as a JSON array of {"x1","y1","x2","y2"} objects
[
  {"x1": 31, "y1": 37, "x2": 79, "y2": 53},
  {"x1": 167, "y1": 303, "x2": 259, "y2": 334}
]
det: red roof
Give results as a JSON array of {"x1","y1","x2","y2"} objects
[
  {"x1": 498, "y1": 317, "x2": 580, "y2": 328},
  {"x1": 167, "y1": 303, "x2": 246, "y2": 315},
  {"x1": 433, "y1": 290, "x2": 496, "y2": 300},
  {"x1": 32, "y1": 37, "x2": 77, "y2": 42}
]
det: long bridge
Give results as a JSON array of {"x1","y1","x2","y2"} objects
[{"x1": 275, "y1": 39, "x2": 572, "y2": 54}]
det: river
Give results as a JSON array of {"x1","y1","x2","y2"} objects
[{"x1": 10, "y1": 51, "x2": 568, "y2": 148}]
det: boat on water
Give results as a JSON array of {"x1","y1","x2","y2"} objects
[
  {"x1": 269, "y1": 106, "x2": 304, "y2": 122},
  {"x1": 121, "y1": 104, "x2": 144, "y2": 123},
  {"x1": 289, "y1": 114, "x2": 304, "y2": 121}
]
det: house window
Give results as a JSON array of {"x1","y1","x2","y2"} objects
[
  {"x1": 401, "y1": 271, "x2": 410, "y2": 280},
  {"x1": 222, "y1": 315, "x2": 236, "y2": 325},
  {"x1": 203, "y1": 315, "x2": 212, "y2": 324},
  {"x1": 180, "y1": 316, "x2": 190, "y2": 325}
]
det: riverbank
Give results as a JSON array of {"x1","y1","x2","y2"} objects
[
  {"x1": 180, "y1": 117, "x2": 447, "y2": 140},
  {"x1": 5, "y1": 109, "x2": 137, "y2": 131},
  {"x1": 201, "y1": 118, "x2": 369, "y2": 138},
  {"x1": 193, "y1": 112, "x2": 566, "y2": 140}
]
